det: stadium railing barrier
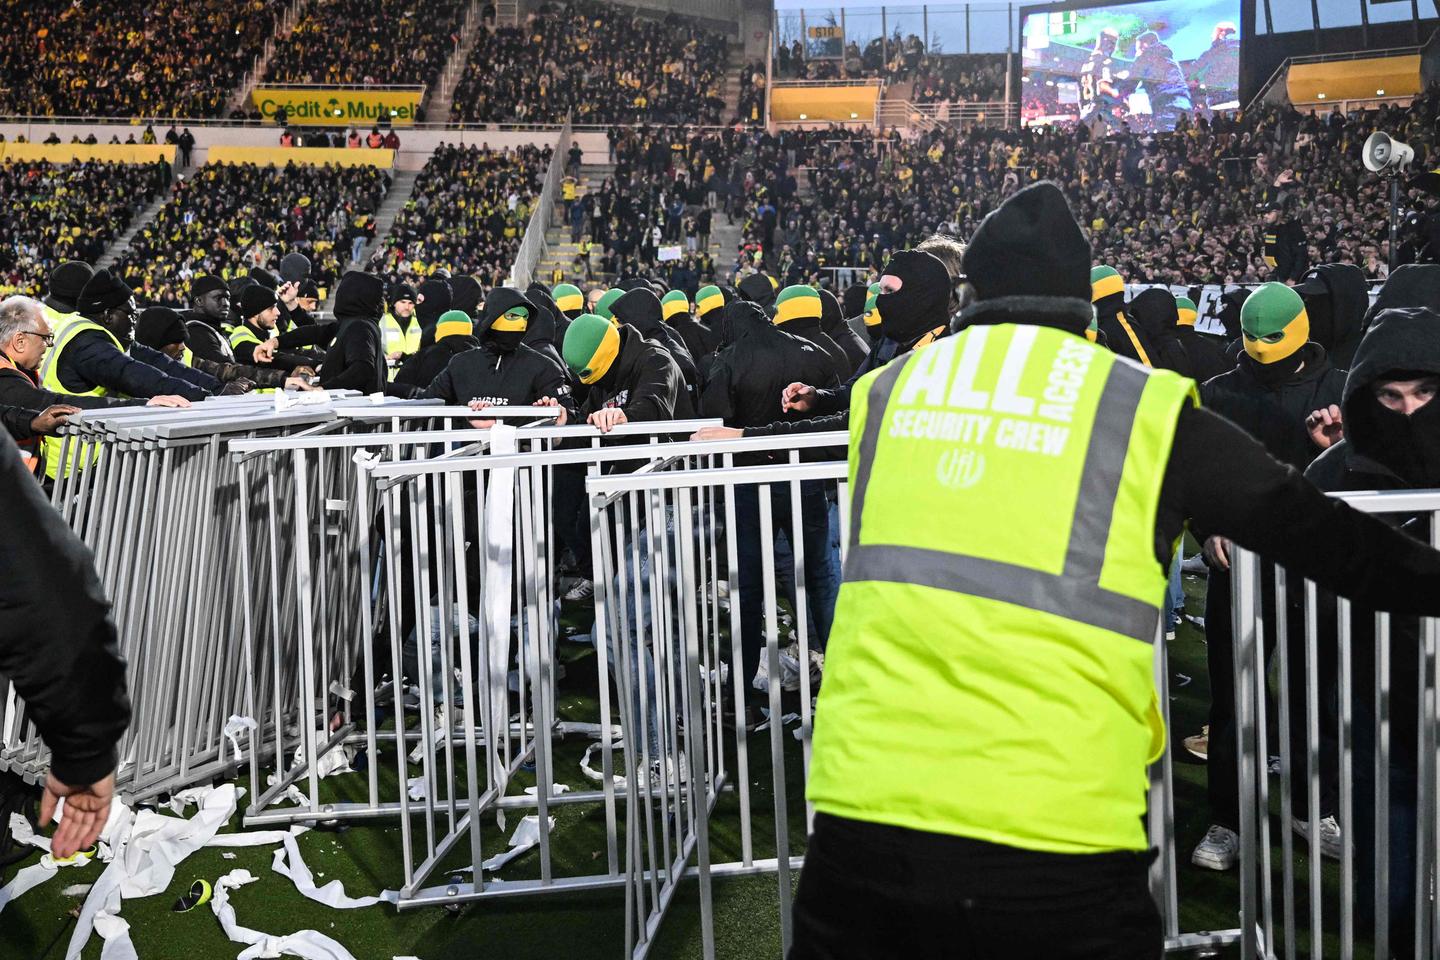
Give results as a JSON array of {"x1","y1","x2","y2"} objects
[
  {"x1": 508, "y1": 117, "x2": 572, "y2": 289},
  {"x1": 1230, "y1": 492, "x2": 1440, "y2": 960}
]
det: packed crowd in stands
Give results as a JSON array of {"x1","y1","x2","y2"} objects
[
  {"x1": 775, "y1": 32, "x2": 1006, "y2": 105},
  {"x1": 264, "y1": 0, "x2": 466, "y2": 89},
  {"x1": 0, "y1": 0, "x2": 284, "y2": 118},
  {"x1": 0, "y1": 160, "x2": 172, "y2": 298},
  {"x1": 728, "y1": 92, "x2": 1440, "y2": 287},
  {"x1": 450, "y1": 0, "x2": 730, "y2": 125},
  {"x1": 365, "y1": 143, "x2": 545, "y2": 288},
  {"x1": 114, "y1": 161, "x2": 389, "y2": 305},
  {"x1": 910, "y1": 55, "x2": 1008, "y2": 107}
]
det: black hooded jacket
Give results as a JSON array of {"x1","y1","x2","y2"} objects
[
  {"x1": 702, "y1": 302, "x2": 839, "y2": 456},
  {"x1": 422, "y1": 288, "x2": 574, "y2": 416},
  {"x1": 1306, "y1": 306, "x2": 1440, "y2": 755},
  {"x1": 664, "y1": 308, "x2": 719, "y2": 386},
  {"x1": 1095, "y1": 290, "x2": 1159, "y2": 366},
  {"x1": 1361, "y1": 264, "x2": 1440, "y2": 335},
  {"x1": 1296, "y1": 262, "x2": 1368, "y2": 370},
  {"x1": 1200, "y1": 342, "x2": 1346, "y2": 471},
  {"x1": 1127, "y1": 288, "x2": 1228, "y2": 384},
  {"x1": 778, "y1": 314, "x2": 851, "y2": 383},
  {"x1": 610, "y1": 289, "x2": 701, "y2": 392},
  {"x1": 523, "y1": 283, "x2": 572, "y2": 377},
  {"x1": 395, "y1": 331, "x2": 479, "y2": 389},
  {"x1": 320, "y1": 273, "x2": 391, "y2": 394},
  {"x1": 821, "y1": 288, "x2": 870, "y2": 372},
  {"x1": 580, "y1": 324, "x2": 693, "y2": 423}
]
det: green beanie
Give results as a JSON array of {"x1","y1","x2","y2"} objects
[
  {"x1": 774, "y1": 285, "x2": 822, "y2": 325},
  {"x1": 1241, "y1": 282, "x2": 1309, "y2": 364},
  {"x1": 1175, "y1": 296, "x2": 1198, "y2": 327},
  {"x1": 552, "y1": 283, "x2": 584, "y2": 316},
  {"x1": 1090, "y1": 265, "x2": 1124, "y2": 303},
  {"x1": 435, "y1": 309, "x2": 474, "y2": 341},
  {"x1": 695, "y1": 285, "x2": 725, "y2": 319},
  {"x1": 595, "y1": 288, "x2": 624, "y2": 321},
  {"x1": 562, "y1": 313, "x2": 622, "y2": 384},
  {"x1": 661, "y1": 289, "x2": 689, "y2": 322}
]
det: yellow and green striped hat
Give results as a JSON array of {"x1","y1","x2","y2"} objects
[
  {"x1": 595, "y1": 288, "x2": 624, "y2": 321},
  {"x1": 661, "y1": 289, "x2": 689, "y2": 322},
  {"x1": 1175, "y1": 296, "x2": 1198, "y2": 328},
  {"x1": 552, "y1": 282, "x2": 584, "y2": 316},
  {"x1": 695, "y1": 284, "x2": 726, "y2": 320},
  {"x1": 863, "y1": 282, "x2": 882, "y2": 328},
  {"x1": 773, "y1": 285, "x2": 822, "y2": 325},
  {"x1": 562, "y1": 313, "x2": 622, "y2": 384},
  {"x1": 1090, "y1": 265, "x2": 1124, "y2": 303},
  {"x1": 435, "y1": 309, "x2": 474, "y2": 341}
]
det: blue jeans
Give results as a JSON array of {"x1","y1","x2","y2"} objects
[
  {"x1": 1163, "y1": 552, "x2": 1184, "y2": 627},
  {"x1": 735, "y1": 480, "x2": 838, "y2": 703}
]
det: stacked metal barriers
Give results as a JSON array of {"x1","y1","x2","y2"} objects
[{"x1": 1229, "y1": 490, "x2": 1440, "y2": 960}]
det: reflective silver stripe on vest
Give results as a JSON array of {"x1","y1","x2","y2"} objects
[{"x1": 846, "y1": 346, "x2": 1161, "y2": 643}]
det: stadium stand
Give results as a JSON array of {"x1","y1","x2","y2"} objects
[
  {"x1": 0, "y1": 159, "x2": 172, "y2": 297},
  {"x1": 910, "y1": 54, "x2": 1008, "y2": 105},
  {"x1": 364, "y1": 143, "x2": 546, "y2": 288},
  {"x1": 114, "y1": 161, "x2": 390, "y2": 305},
  {"x1": 449, "y1": 0, "x2": 730, "y2": 125},
  {"x1": 0, "y1": 0, "x2": 284, "y2": 119},
  {"x1": 263, "y1": 0, "x2": 467, "y2": 90}
]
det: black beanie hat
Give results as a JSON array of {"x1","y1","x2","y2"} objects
[
  {"x1": 77, "y1": 268, "x2": 133, "y2": 316},
  {"x1": 963, "y1": 181, "x2": 1091, "y2": 303},
  {"x1": 48, "y1": 260, "x2": 94, "y2": 309},
  {"x1": 738, "y1": 272, "x2": 777, "y2": 309},
  {"x1": 241, "y1": 284, "x2": 279, "y2": 321},
  {"x1": 190, "y1": 275, "x2": 227, "y2": 300},
  {"x1": 298, "y1": 280, "x2": 320, "y2": 301},
  {"x1": 279, "y1": 252, "x2": 312, "y2": 284},
  {"x1": 135, "y1": 307, "x2": 189, "y2": 350},
  {"x1": 389, "y1": 283, "x2": 417, "y2": 306}
]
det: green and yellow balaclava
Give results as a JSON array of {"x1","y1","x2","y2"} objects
[
  {"x1": 661, "y1": 290, "x2": 690, "y2": 323},
  {"x1": 595, "y1": 288, "x2": 624, "y2": 322},
  {"x1": 695, "y1": 284, "x2": 725, "y2": 323},
  {"x1": 773, "y1": 285, "x2": 822, "y2": 326},
  {"x1": 552, "y1": 282, "x2": 585, "y2": 318},
  {"x1": 435, "y1": 309, "x2": 474, "y2": 342},
  {"x1": 1086, "y1": 308, "x2": 1100, "y2": 343},
  {"x1": 1090, "y1": 265, "x2": 1125, "y2": 303},
  {"x1": 862, "y1": 282, "x2": 882, "y2": 337},
  {"x1": 1175, "y1": 296, "x2": 1198, "y2": 328},
  {"x1": 563, "y1": 313, "x2": 621, "y2": 385},
  {"x1": 1241, "y1": 282, "x2": 1309, "y2": 365}
]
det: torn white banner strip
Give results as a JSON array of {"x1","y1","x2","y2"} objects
[
  {"x1": 480, "y1": 815, "x2": 555, "y2": 873},
  {"x1": 212, "y1": 869, "x2": 360, "y2": 960},
  {"x1": 271, "y1": 833, "x2": 398, "y2": 908},
  {"x1": 579, "y1": 740, "x2": 626, "y2": 788}
]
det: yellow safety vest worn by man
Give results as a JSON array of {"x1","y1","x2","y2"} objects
[{"x1": 789, "y1": 181, "x2": 1440, "y2": 960}]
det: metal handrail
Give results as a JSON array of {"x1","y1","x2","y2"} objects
[{"x1": 507, "y1": 116, "x2": 572, "y2": 288}]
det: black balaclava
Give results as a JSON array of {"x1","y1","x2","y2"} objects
[
  {"x1": 875, "y1": 250, "x2": 951, "y2": 348},
  {"x1": 480, "y1": 288, "x2": 534, "y2": 353},
  {"x1": 416, "y1": 278, "x2": 454, "y2": 330},
  {"x1": 451, "y1": 276, "x2": 484, "y2": 319},
  {"x1": 1343, "y1": 306, "x2": 1440, "y2": 486}
]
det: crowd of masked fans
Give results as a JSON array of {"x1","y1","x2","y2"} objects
[
  {"x1": 449, "y1": 0, "x2": 730, "y2": 125},
  {"x1": 114, "y1": 161, "x2": 389, "y2": 305},
  {"x1": 0, "y1": 160, "x2": 171, "y2": 299},
  {"x1": 264, "y1": 0, "x2": 466, "y2": 88},
  {"x1": 365, "y1": 143, "x2": 546, "y2": 289},
  {"x1": 0, "y1": 0, "x2": 284, "y2": 118}
]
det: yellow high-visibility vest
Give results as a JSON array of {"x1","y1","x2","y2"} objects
[{"x1": 38, "y1": 316, "x2": 123, "y2": 479}]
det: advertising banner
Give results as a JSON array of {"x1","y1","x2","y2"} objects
[{"x1": 252, "y1": 87, "x2": 424, "y2": 127}]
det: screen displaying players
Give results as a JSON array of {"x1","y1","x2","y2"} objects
[{"x1": 1021, "y1": 0, "x2": 1240, "y2": 132}]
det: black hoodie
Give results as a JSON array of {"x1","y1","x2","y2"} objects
[
  {"x1": 821, "y1": 287, "x2": 870, "y2": 372},
  {"x1": 1127, "y1": 288, "x2": 1229, "y2": 384},
  {"x1": 524, "y1": 283, "x2": 572, "y2": 375},
  {"x1": 1095, "y1": 289, "x2": 1159, "y2": 367},
  {"x1": 422, "y1": 288, "x2": 574, "y2": 415},
  {"x1": 703, "y1": 302, "x2": 840, "y2": 460},
  {"x1": 1295, "y1": 262, "x2": 1369, "y2": 370},
  {"x1": 610, "y1": 289, "x2": 701, "y2": 392},
  {"x1": 320, "y1": 272, "x2": 390, "y2": 394},
  {"x1": 580, "y1": 324, "x2": 694, "y2": 423},
  {"x1": 394, "y1": 329, "x2": 479, "y2": 389},
  {"x1": 1361, "y1": 264, "x2": 1440, "y2": 335}
]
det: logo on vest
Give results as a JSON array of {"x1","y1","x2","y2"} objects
[{"x1": 936, "y1": 446, "x2": 985, "y2": 489}]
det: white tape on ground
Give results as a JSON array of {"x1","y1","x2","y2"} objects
[{"x1": 212, "y1": 869, "x2": 360, "y2": 960}]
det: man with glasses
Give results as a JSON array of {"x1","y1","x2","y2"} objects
[{"x1": 0, "y1": 296, "x2": 187, "y2": 479}]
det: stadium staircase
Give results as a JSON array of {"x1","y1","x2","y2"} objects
[
  {"x1": 323, "y1": 168, "x2": 420, "y2": 310},
  {"x1": 723, "y1": 39, "x2": 746, "y2": 121},
  {"x1": 425, "y1": 0, "x2": 489, "y2": 124},
  {"x1": 96, "y1": 193, "x2": 173, "y2": 270},
  {"x1": 228, "y1": 0, "x2": 311, "y2": 116}
]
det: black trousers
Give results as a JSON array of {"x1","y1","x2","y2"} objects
[{"x1": 789, "y1": 814, "x2": 1162, "y2": 960}]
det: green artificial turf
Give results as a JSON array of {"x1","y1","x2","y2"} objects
[{"x1": 1, "y1": 565, "x2": 1367, "y2": 959}]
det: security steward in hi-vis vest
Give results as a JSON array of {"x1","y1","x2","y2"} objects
[
  {"x1": 380, "y1": 284, "x2": 421, "y2": 375},
  {"x1": 789, "y1": 181, "x2": 1440, "y2": 960}
]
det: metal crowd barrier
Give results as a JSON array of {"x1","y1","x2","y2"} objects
[{"x1": 1230, "y1": 489, "x2": 1440, "y2": 960}]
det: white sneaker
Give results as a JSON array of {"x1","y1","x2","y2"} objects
[
  {"x1": 1191, "y1": 824, "x2": 1239, "y2": 871},
  {"x1": 563, "y1": 579, "x2": 594, "y2": 603},
  {"x1": 1292, "y1": 815, "x2": 1342, "y2": 860}
]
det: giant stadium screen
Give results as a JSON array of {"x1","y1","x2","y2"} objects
[{"x1": 1020, "y1": 0, "x2": 1240, "y2": 132}]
